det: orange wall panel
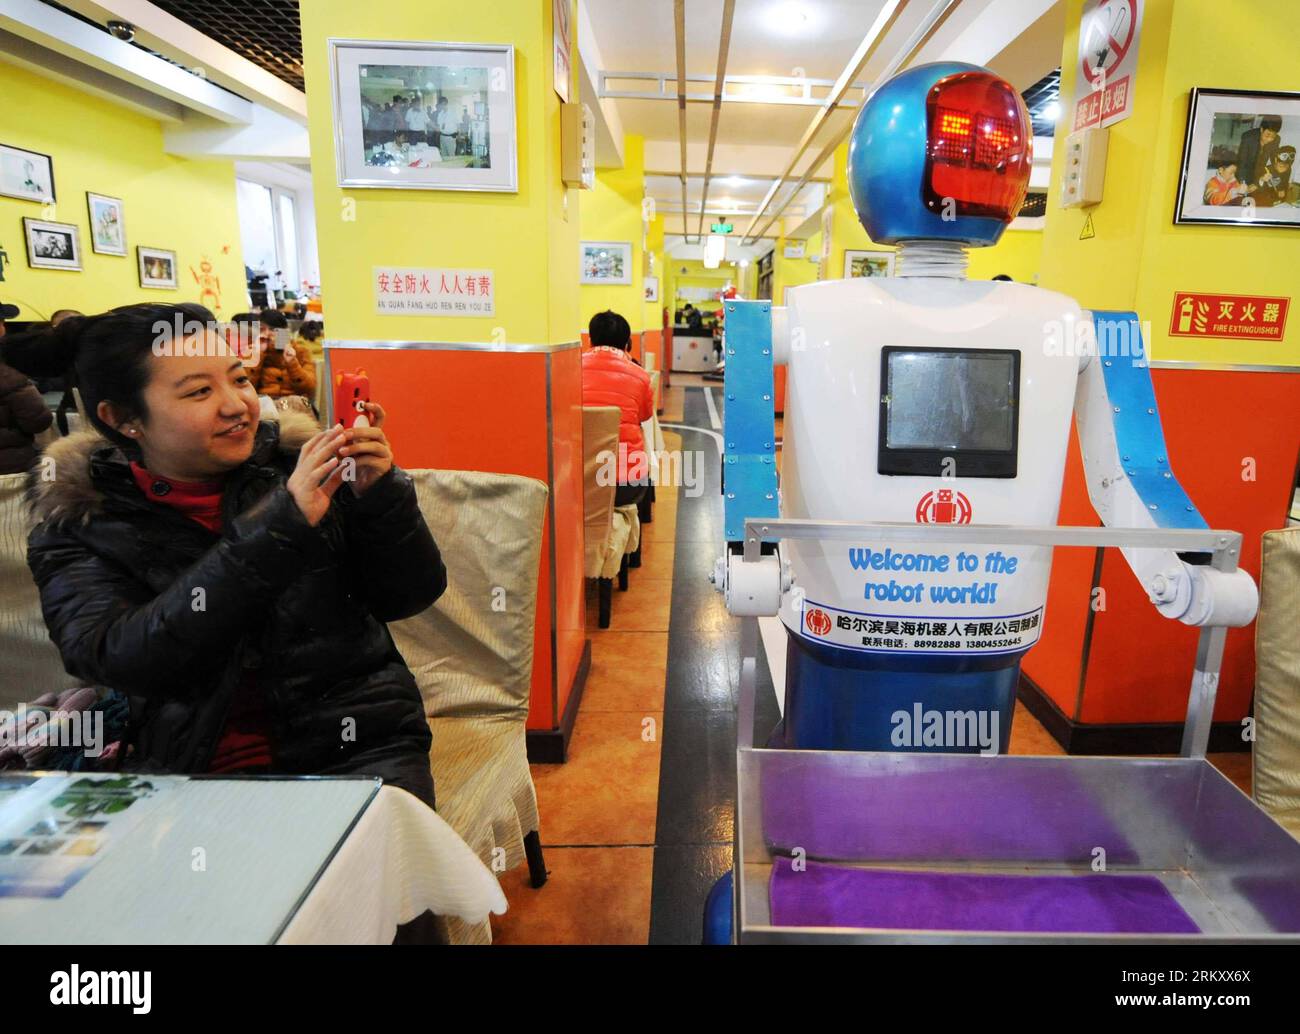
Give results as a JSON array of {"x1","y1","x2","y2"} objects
[
  {"x1": 549, "y1": 347, "x2": 587, "y2": 721},
  {"x1": 1077, "y1": 368, "x2": 1298, "y2": 725},
  {"x1": 326, "y1": 346, "x2": 585, "y2": 732},
  {"x1": 1020, "y1": 424, "x2": 1101, "y2": 718},
  {"x1": 1027, "y1": 368, "x2": 1300, "y2": 728},
  {"x1": 643, "y1": 328, "x2": 662, "y2": 376}
]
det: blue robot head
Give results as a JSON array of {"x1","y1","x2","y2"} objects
[{"x1": 848, "y1": 62, "x2": 1033, "y2": 247}]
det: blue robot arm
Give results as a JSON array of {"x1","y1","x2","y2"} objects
[
  {"x1": 1073, "y1": 311, "x2": 1257, "y2": 627},
  {"x1": 720, "y1": 299, "x2": 780, "y2": 545}
]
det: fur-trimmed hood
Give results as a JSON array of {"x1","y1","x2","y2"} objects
[{"x1": 27, "y1": 408, "x2": 322, "y2": 527}]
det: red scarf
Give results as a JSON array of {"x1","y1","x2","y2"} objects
[{"x1": 129, "y1": 462, "x2": 225, "y2": 533}]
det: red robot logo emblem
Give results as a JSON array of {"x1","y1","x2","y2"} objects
[
  {"x1": 915, "y1": 489, "x2": 973, "y2": 524},
  {"x1": 805, "y1": 608, "x2": 832, "y2": 637}
]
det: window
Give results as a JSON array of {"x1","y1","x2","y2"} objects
[
  {"x1": 237, "y1": 179, "x2": 277, "y2": 276},
  {"x1": 277, "y1": 193, "x2": 299, "y2": 292},
  {"x1": 236, "y1": 177, "x2": 306, "y2": 297}
]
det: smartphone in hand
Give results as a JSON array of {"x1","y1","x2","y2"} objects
[{"x1": 334, "y1": 370, "x2": 371, "y2": 429}]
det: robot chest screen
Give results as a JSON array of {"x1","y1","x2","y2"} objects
[{"x1": 878, "y1": 346, "x2": 1021, "y2": 478}]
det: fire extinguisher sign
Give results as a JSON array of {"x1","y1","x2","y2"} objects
[{"x1": 1169, "y1": 291, "x2": 1290, "y2": 341}]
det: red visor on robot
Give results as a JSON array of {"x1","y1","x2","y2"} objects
[{"x1": 923, "y1": 71, "x2": 1032, "y2": 222}]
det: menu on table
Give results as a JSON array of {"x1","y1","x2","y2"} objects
[{"x1": 0, "y1": 773, "x2": 176, "y2": 898}]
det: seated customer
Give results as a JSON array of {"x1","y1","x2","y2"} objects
[
  {"x1": 234, "y1": 310, "x2": 317, "y2": 401},
  {"x1": 1, "y1": 305, "x2": 445, "y2": 807},
  {"x1": 582, "y1": 310, "x2": 654, "y2": 505},
  {"x1": 0, "y1": 300, "x2": 53, "y2": 473},
  {"x1": 294, "y1": 319, "x2": 325, "y2": 366}
]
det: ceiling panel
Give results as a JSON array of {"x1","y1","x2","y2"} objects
[{"x1": 149, "y1": 0, "x2": 303, "y2": 89}]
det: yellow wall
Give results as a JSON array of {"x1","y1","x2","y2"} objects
[
  {"x1": 667, "y1": 258, "x2": 734, "y2": 312},
  {"x1": 826, "y1": 143, "x2": 894, "y2": 280},
  {"x1": 1041, "y1": 0, "x2": 1298, "y2": 366},
  {"x1": 299, "y1": 0, "x2": 578, "y2": 345},
  {"x1": 580, "y1": 134, "x2": 644, "y2": 333},
  {"x1": 968, "y1": 229, "x2": 1044, "y2": 283},
  {"x1": 771, "y1": 236, "x2": 820, "y2": 303},
  {"x1": 0, "y1": 61, "x2": 246, "y2": 321},
  {"x1": 641, "y1": 211, "x2": 665, "y2": 334}
]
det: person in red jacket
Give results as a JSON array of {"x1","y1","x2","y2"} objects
[{"x1": 582, "y1": 310, "x2": 654, "y2": 505}]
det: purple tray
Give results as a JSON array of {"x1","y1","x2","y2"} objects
[{"x1": 770, "y1": 857, "x2": 1200, "y2": 934}]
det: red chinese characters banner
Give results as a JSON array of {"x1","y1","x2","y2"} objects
[
  {"x1": 373, "y1": 266, "x2": 495, "y2": 316},
  {"x1": 1168, "y1": 291, "x2": 1290, "y2": 341}
]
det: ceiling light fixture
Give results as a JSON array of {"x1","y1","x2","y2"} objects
[
  {"x1": 703, "y1": 233, "x2": 727, "y2": 268},
  {"x1": 763, "y1": 1, "x2": 818, "y2": 35}
]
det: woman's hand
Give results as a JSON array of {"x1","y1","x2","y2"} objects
[
  {"x1": 286, "y1": 425, "x2": 348, "y2": 525},
  {"x1": 339, "y1": 402, "x2": 394, "y2": 497}
]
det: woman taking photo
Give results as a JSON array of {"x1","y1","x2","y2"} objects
[{"x1": 1, "y1": 303, "x2": 444, "y2": 807}]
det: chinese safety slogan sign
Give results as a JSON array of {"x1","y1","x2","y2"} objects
[
  {"x1": 1072, "y1": 0, "x2": 1142, "y2": 131},
  {"x1": 373, "y1": 267, "x2": 495, "y2": 316},
  {"x1": 1168, "y1": 291, "x2": 1290, "y2": 341}
]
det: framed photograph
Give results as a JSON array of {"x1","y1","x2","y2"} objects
[
  {"x1": 86, "y1": 192, "x2": 127, "y2": 256},
  {"x1": 137, "y1": 246, "x2": 178, "y2": 289},
  {"x1": 23, "y1": 218, "x2": 80, "y2": 271},
  {"x1": 844, "y1": 250, "x2": 895, "y2": 278},
  {"x1": 0, "y1": 143, "x2": 55, "y2": 203},
  {"x1": 1175, "y1": 88, "x2": 1300, "y2": 228},
  {"x1": 643, "y1": 275, "x2": 659, "y2": 302},
  {"x1": 329, "y1": 39, "x2": 517, "y2": 192},
  {"x1": 553, "y1": 0, "x2": 571, "y2": 102},
  {"x1": 581, "y1": 241, "x2": 632, "y2": 284}
]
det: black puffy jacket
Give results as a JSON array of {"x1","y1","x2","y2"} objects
[{"x1": 25, "y1": 410, "x2": 445, "y2": 807}]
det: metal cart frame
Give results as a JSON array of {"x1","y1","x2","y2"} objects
[{"x1": 732, "y1": 519, "x2": 1300, "y2": 943}]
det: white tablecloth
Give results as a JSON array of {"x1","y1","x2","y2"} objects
[{"x1": 278, "y1": 785, "x2": 507, "y2": 944}]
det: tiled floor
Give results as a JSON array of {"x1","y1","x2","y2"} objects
[{"x1": 488, "y1": 379, "x2": 1256, "y2": 945}]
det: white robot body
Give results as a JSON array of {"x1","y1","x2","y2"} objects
[{"x1": 778, "y1": 276, "x2": 1081, "y2": 656}]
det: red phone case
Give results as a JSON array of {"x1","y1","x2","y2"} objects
[{"x1": 334, "y1": 371, "x2": 370, "y2": 429}]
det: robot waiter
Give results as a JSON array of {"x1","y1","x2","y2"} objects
[{"x1": 712, "y1": 61, "x2": 1258, "y2": 756}]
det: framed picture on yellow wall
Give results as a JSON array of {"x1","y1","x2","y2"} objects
[
  {"x1": 1175, "y1": 88, "x2": 1300, "y2": 228},
  {"x1": 581, "y1": 241, "x2": 632, "y2": 284},
  {"x1": 138, "y1": 246, "x2": 178, "y2": 290},
  {"x1": 86, "y1": 193, "x2": 126, "y2": 256},
  {"x1": 643, "y1": 276, "x2": 659, "y2": 302},
  {"x1": 844, "y1": 250, "x2": 895, "y2": 278},
  {"x1": 329, "y1": 39, "x2": 518, "y2": 193},
  {"x1": 23, "y1": 217, "x2": 80, "y2": 271},
  {"x1": 0, "y1": 143, "x2": 54, "y2": 204}
]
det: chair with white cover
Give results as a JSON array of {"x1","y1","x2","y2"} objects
[
  {"x1": 388, "y1": 468, "x2": 550, "y2": 944},
  {"x1": 0, "y1": 473, "x2": 79, "y2": 711},
  {"x1": 582, "y1": 406, "x2": 632, "y2": 628},
  {"x1": 1254, "y1": 526, "x2": 1300, "y2": 839}
]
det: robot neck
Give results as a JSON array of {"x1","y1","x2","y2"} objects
[{"x1": 895, "y1": 240, "x2": 968, "y2": 280}]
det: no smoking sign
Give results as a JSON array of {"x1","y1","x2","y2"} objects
[{"x1": 1072, "y1": 0, "x2": 1143, "y2": 131}]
